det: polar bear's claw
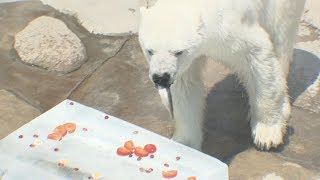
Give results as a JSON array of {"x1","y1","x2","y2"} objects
[{"x1": 252, "y1": 122, "x2": 286, "y2": 150}]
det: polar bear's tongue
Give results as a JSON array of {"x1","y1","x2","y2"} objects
[{"x1": 158, "y1": 87, "x2": 174, "y2": 119}]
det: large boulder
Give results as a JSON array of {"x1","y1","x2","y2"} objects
[{"x1": 14, "y1": 16, "x2": 86, "y2": 73}]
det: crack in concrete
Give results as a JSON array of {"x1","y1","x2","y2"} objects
[
  {"x1": 2, "y1": 88, "x2": 43, "y2": 113},
  {"x1": 65, "y1": 37, "x2": 131, "y2": 99}
]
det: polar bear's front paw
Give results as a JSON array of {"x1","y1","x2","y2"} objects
[
  {"x1": 252, "y1": 122, "x2": 286, "y2": 150},
  {"x1": 171, "y1": 134, "x2": 185, "y2": 144},
  {"x1": 171, "y1": 133, "x2": 202, "y2": 150}
]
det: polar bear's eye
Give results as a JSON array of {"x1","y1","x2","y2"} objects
[
  {"x1": 174, "y1": 51, "x2": 184, "y2": 56},
  {"x1": 147, "y1": 49, "x2": 154, "y2": 56}
]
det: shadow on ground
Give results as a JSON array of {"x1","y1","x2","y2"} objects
[
  {"x1": 288, "y1": 49, "x2": 320, "y2": 101},
  {"x1": 202, "y1": 48, "x2": 320, "y2": 163}
]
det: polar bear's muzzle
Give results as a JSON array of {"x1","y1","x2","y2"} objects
[
  {"x1": 151, "y1": 72, "x2": 175, "y2": 118},
  {"x1": 147, "y1": 51, "x2": 178, "y2": 87},
  {"x1": 152, "y1": 72, "x2": 172, "y2": 89}
]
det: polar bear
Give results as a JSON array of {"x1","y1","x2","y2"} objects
[{"x1": 138, "y1": 0, "x2": 306, "y2": 150}]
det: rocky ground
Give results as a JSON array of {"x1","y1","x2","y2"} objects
[{"x1": 0, "y1": 1, "x2": 319, "y2": 179}]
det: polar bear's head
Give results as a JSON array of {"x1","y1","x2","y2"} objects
[{"x1": 138, "y1": 2, "x2": 204, "y2": 89}]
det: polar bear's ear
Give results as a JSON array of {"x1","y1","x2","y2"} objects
[{"x1": 140, "y1": 6, "x2": 147, "y2": 16}]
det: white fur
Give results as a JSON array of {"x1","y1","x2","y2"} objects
[{"x1": 139, "y1": 0, "x2": 306, "y2": 150}]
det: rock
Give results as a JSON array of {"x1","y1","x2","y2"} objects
[
  {"x1": 229, "y1": 149, "x2": 318, "y2": 180},
  {"x1": 0, "y1": 90, "x2": 40, "y2": 139},
  {"x1": 0, "y1": 2, "x2": 127, "y2": 111},
  {"x1": 14, "y1": 16, "x2": 87, "y2": 73}
]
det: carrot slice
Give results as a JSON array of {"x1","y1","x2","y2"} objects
[
  {"x1": 54, "y1": 125, "x2": 67, "y2": 137},
  {"x1": 187, "y1": 176, "x2": 197, "y2": 180},
  {"x1": 124, "y1": 140, "x2": 135, "y2": 151},
  {"x1": 162, "y1": 170, "x2": 178, "y2": 178},
  {"x1": 63, "y1": 123, "x2": 76, "y2": 133},
  {"x1": 144, "y1": 144, "x2": 157, "y2": 153},
  {"x1": 134, "y1": 147, "x2": 149, "y2": 157},
  {"x1": 47, "y1": 133, "x2": 62, "y2": 141},
  {"x1": 117, "y1": 147, "x2": 132, "y2": 156}
]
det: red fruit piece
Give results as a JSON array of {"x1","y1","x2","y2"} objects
[
  {"x1": 162, "y1": 170, "x2": 178, "y2": 178},
  {"x1": 63, "y1": 123, "x2": 76, "y2": 133},
  {"x1": 69, "y1": 102, "x2": 74, "y2": 105},
  {"x1": 104, "y1": 115, "x2": 109, "y2": 119},
  {"x1": 164, "y1": 163, "x2": 169, "y2": 167},
  {"x1": 137, "y1": 157, "x2": 142, "y2": 161},
  {"x1": 117, "y1": 147, "x2": 132, "y2": 156},
  {"x1": 73, "y1": 168, "x2": 79, "y2": 171},
  {"x1": 54, "y1": 125, "x2": 67, "y2": 137},
  {"x1": 133, "y1": 131, "x2": 139, "y2": 134},
  {"x1": 134, "y1": 147, "x2": 149, "y2": 157},
  {"x1": 29, "y1": 144, "x2": 35, "y2": 148},
  {"x1": 176, "y1": 156, "x2": 181, "y2": 161},
  {"x1": 82, "y1": 128, "x2": 88, "y2": 131},
  {"x1": 144, "y1": 144, "x2": 157, "y2": 153},
  {"x1": 146, "y1": 170, "x2": 151, "y2": 173},
  {"x1": 33, "y1": 134, "x2": 39, "y2": 138},
  {"x1": 187, "y1": 176, "x2": 197, "y2": 180},
  {"x1": 47, "y1": 133, "x2": 62, "y2": 141},
  {"x1": 124, "y1": 140, "x2": 135, "y2": 151},
  {"x1": 150, "y1": 154, "x2": 154, "y2": 158},
  {"x1": 18, "y1": 135, "x2": 23, "y2": 139}
]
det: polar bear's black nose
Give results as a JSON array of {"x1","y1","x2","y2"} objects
[{"x1": 152, "y1": 73, "x2": 171, "y2": 88}]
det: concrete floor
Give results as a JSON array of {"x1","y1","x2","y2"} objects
[{"x1": 0, "y1": 1, "x2": 319, "y2": 179}]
